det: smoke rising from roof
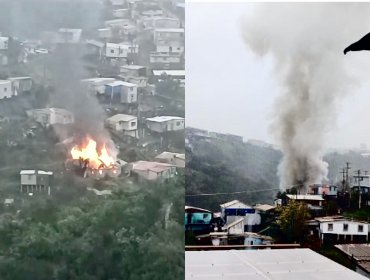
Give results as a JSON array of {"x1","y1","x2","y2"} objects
[
  {"x1": 2, "y1": 0, "x2": 117, "y2": 156},
  {"x1": 241, "y1": 3, "x2": 370, "y2": 191}
]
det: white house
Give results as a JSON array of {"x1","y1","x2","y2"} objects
[
  {"x1": 316, "y1": 216, "x2": 369, "y2": 244},
  {"x1": 119, "y1": 65, "x2": 147, "y2": 87},
  {"x1": 80, "y1": 77, "x2": 116, "y2": 96},
  {"x1": 104, "y1": 43, "x2": 130, "y2": 58},
  {"x1": 97, "y1": 28, "x2": 113, "y2": 39},
  {"x1": 8, "y1": 77, "x2": 33, "y2": 95},
  {"x1": 20, "y1": 170, "x2": 53, "y2": 195},
  {"x1": 105, "y1": 114, "x2": 138, "y2": 138},
  {"x1": 104, "y1": 19, "x2": 132, "y2": 28},
  {"x1": 113, "y1": 8, "x2": 130, "y2": 18},
  {"x1": 155, "y1": 152, "x2": 185, "y2": 168},
  {"x1": 286, "y1": 194, "x2": 325, "y2": 210},
  {"x1": 0, "y1": 80, "x2": 12, "y2": 99},
  {"x1": 156, "y1": 39, "x2": 184, "y2": 54},
  {"x1": 142, "y1": 17, "x2": 181, "y2": 29},
  {"x1": 0, "y1": 37, "x2": 9, "y2": 50},
  {"x1": 154, "y1": 28, "x2": 184, "y2": 42},
  {"x1": 27, "y1": 108, "x2": 74, "y2": 127},
  {"x1": 105, "y1": 81, "x2": 137, "y2": 104},
  {"x1": 146, "y1": 116, "x2": 184, "y2": 133},
  {"x1": 129, "y1": 161, "x2": 176, "y2": 181},
  {"x1": 153, "y1": 69, "x2": 185, "y2": 87},
  {"x1": 56, "y1": 28, "x2": 82, "y2": 44},
  {"x1": 220, "y1": 200, "x2": 261, "y2": 228},
  {"x1": 120, "y1": 65, "x2": 147, "y2": 77},
  {"x1": 118, "y1": 42, "x2": 139, "y2": 54},
  {"x1": 150, "y1": 52, "x2": 182, "y2": 65},
  {"x1": 142, "y1": 10, "x2": 164, "y2": 17},
  {"x1": 153, "y1": 28, "x2": 184, "y2": 54}
]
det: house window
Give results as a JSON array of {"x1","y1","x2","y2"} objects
[
  {"x1": 328, "y1": 223, "x2": 333, "y2": 231},
  {"x1": 176, "y1": 121, "x2": 181, "y2": 126},
  {"x1": 359, "y1": 225, "x2": 364, "y2": 232},
  {"x1": 130, "y1": 121, "x2": 136, "y2": 127},
  {"x1": 110, "y1": 49, "x2": 114, "y2": 53},
  {"x1": 4, "y1": 87, "x2": 7, "y2": 92},
  {"x1": 343, "y1": 224, "x2": 349, "y2": 232}
]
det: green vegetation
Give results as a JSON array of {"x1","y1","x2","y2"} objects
[
  {"x1": 277, "y1": 201, "x2": 310, "y2": 243},
  {"x1": 185, "y1": 137, "x2": 281, "y2": 211},
  {"x1": 343, "y1": 207, "x2": 370, "y2": 221},
  {"x1": 0, "y1": 177, "x2": 184, "y2": 280}
]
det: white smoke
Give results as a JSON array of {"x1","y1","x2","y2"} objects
[{"x1": 241, "y1": 3, "x2": 370, "y2": 191}]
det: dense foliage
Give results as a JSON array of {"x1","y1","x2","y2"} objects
[
  {"x1": 277, "y1": 201, "x2": 310, "y2": 243},
  {"x1": 0, "y1": 178, "x2": 184, "y2": 280}
]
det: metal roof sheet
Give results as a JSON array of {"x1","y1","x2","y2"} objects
[{"x1": 186, "y1": 249, "x2": 368, "y2": 280}]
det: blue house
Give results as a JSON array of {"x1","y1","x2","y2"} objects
[
  {"x1": 185, "y1": 206, "x2": 214, "y2": 234},
  {"x1": 220, "y1": 200, "x2": 261, "y2": 232},
  {"x1": 105, "y1": 81, "x2": 124, "y2": 103}
]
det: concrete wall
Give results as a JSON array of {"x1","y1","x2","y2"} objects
[
  {"x1": 0, "y1": 81, "x2": 12, "y2": 99},
  {"x1": 121, "y1": 85, "x2": 138, "y2": 103},
  {"x1": 21, "y1": 174, "x2": 37, "y2": 185},
  {"x1": 320, "y1": 220, "x2": 369, "y2": 235}
]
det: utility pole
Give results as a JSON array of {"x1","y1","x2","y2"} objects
[
  {"x1": 346, "y1": 162, "x2": 351, "y2": 190},
  {"x1": 340, "y1": 168, "x2": 346, "y2": 191},
  {"x1": 357, "y1": 169, "x2": 362, "y2": 209}
]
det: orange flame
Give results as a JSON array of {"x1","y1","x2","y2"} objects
[{"x1": 70, "y1": 137, "x2": 115, "y2": 169}]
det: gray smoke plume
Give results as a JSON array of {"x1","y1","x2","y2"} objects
[
  {"x1": 241, "y1": 3, "x2": 370, "y2": 191},
  {"x1": 3, "y1": 0, "x2": 117, "y2": 156}
]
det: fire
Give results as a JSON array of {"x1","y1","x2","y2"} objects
[{"x1": 70, "y1": 137, "x2": 115, "y2": 169}]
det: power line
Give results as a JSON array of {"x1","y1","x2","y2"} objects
[
  {"x1": 185, "y1": 183, "x2": 303, "y2": 197},
  {"x1": 185, "y1": 187, "x2": 280, "y2": 197}
]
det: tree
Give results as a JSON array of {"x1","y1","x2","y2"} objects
[
  {"x1": 0, "y1": 177, "x2": 184, "y2": 280},
  {"x1": 277, "y1": 200, "x2": 310, "y2": 243}
]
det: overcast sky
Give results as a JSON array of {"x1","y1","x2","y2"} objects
[{"x1": 186, "y1": 3, "x2": 370, "y2": 150}]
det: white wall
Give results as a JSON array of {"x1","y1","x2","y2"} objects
[
  {"x1": 154, "y1": 30, "x2": 184, "y2": 42},
  {"x1": 21, "y1": 174, "x2": 37, "y2": 185},
  {"x1": 97, "y1": 28, "x2": 112, "y2": 39},
  {"x1": 156, "y1": 42, "x2": 184, "y2": 53},
  {"x1": 0, "y1": 37, "x2": 9, "y2": 50},
  {"x1": 320, "y1": 220, "x2": 369, "y2": 235},
  {"x1": 0, "y1": 81, "x2": 12, "y2": 99},
  {"x1": 50, "y1": 110, "x2": 74, "y2": 125},
  {"x1": 121, "y1": 85, "x2": 138, "y2": 103},
  {"x1": 150, "y1": 53, "x2": 181, "y2": 64},
  {"x1": 105, "y1": 44, "x2": 128, "y2": 58}
]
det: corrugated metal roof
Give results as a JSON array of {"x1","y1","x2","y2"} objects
[
  {"x1": 286, "y1": 194, "x2": 325, "y2": 201},
  {"x1": 20, "y1": 170, "x2": 53, "y2": 175},
  {"x1": 146, "y1": 116, "x2": 184, "y2": 122},
  {"x1": 186, "y1": 249, "x2": 368, "y2": 280},
  {"x1": 106, "y1": 114, "x2": 137, "y2": 122},
  {"x1": 253, "y1": 204, "x2": 276, "y2": 212}
]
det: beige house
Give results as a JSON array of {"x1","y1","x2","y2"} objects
[
  {"x1": 155, "y1": 152, "x2": 185, "y2": 168},
  {"x1": 27, "y1": 108, "x2": 74, "y2": 127},
  {"x1": 129, "y1": 161, "x2": 176, "y2": 181},
  {"x1": 20, "y1": 170, "x2": 53, "y2": 195},
  {"x1": 105, "y1": 114, "x2": 138, "y2": 138},
  {"x1": 146, "y1": 116, "x2": 184, "y2": 133}
]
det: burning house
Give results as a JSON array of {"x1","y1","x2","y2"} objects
[{"x1": 65, "y1": 137, "x2": 124, "y2": 179}]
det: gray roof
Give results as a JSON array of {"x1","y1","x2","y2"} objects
[{"x1": 186, "y1": 249, "x2": 368, "y2": 280}]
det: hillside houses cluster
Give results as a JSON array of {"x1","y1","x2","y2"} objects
[{"x1": 0, "y1": 0, "x2": 185, "y2": 200}]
